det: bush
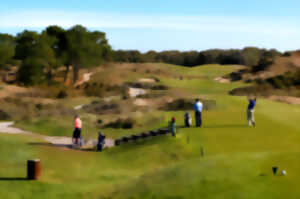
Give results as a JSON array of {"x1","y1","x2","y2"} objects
[
  {"x1": 83, "y1": 101, "x2": 121, "y2": 115},
  {"x1": 229, "y1": 84, "x2": 272, "y2": 96},
  {"x1": 163, "y1": 98, "x2": 216, "y2": 111},
  {"x1": 136, "y1": 93, "x2": 164, "y2": 99},
  {"x1": 17, "y1": 58, "x2": 45, "y2": 85},
  {"x1": 104, "y1": 118, "x2": 135, "y2": 129},
  {"x1": 56, "y1": 90, "x2": 68, "y2": 99},
  {"x1": 84, "y1": 82, "x2": 105, "y2": 97},
  {"x1": 0, "y1": 110, "x2": 11, "y2": 120},
  {"x1": 151, "y1": 85, "x2": 169, "y2": 90}
]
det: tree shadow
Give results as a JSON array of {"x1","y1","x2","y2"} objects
[{"x1": 0, "y1": 177, "x2": 28, "y2": 181}]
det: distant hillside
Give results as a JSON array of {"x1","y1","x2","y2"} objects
[{"x1": 229, "y1": 51, "x2": 300, "y2": 97}]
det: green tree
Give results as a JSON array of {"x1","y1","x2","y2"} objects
[
  {"x1": 65, "y1": 25, "x2": 110, "y2": 83},
  {"x1": 0, "y1": 34, "x2": 15, "y2": 68},
  {"x1": 45, "y1": 26, "x2": 69, "y2": 81},
  {"x1": 16, "y1": 30, "x2": 57, "y2": 84},
  {"x1": 17, "y1": 58, "x2": 45, "y2": 85},
  {"x1": 15, "y1": 30, "x2": 40, "y2": 60},
  {"x1": 242, "y1": 47, "x2": 262, "y2": 67}
]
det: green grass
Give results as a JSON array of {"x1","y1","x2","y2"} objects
[{"x1": 1, "y1": 63, "x2": 300, "y2": 198}]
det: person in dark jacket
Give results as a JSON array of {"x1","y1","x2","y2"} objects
[
  {"x1": 97, "y1": 132, "x2": 106, "y2": 152},
  {"x1": 247, "y1": 97, "x2": 257, "y2": 127}
]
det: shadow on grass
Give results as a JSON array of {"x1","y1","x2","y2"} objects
[
  {"x1": 0, "y1": 177, "x2": 28, "y2": 181},
  {"x1": 204, "y1": 124, "x2": 248, "y2": 129},
  {"x1": 28, "y1": 142, "x2": 73, "y2": 149},
  {"x1": 28, "y1": 142, "x2": 97, "y2": 152}
]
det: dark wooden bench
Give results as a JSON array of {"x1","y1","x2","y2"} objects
[{"x1": 114, "y1": 128, "x2": 171, "y2": 146}]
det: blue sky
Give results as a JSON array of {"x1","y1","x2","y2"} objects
[{"x1": 1, "y1": 0, "x2": 300, "y2": 52}]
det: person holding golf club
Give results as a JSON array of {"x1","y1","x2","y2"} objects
[
  {"x1": 247, "y1": 96, "x2": 257, "y2": 127},
  {"x1": 194, "y1": 98, "x2": 203, "y2": 127}
]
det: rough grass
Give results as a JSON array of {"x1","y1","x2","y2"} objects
[{"x1": 1, "y1": 63, "x2": 300, "y2": 199}]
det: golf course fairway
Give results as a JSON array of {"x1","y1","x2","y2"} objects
[{"x1": 1, "y1": 64, "x2": 300, "y2": 199}]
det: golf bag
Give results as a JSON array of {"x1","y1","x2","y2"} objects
[
  {"x1": 97, "y1": 132, "x2": 106, "y2": 152},
  {"x1": 184, "y1": 112, "x2": 192, "y2": 127}
]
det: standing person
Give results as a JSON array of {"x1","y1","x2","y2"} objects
[
  {"x1": 170, "y1": 117, "x2": 176, "y2": 137},
  {"x1": 184, "y1": 112, "x2": 192, "y2": 127},
  {"x1": 97, "y1": 132, "x2": 106, "y2": 152},
  {"x1": 73, "y1": 115, "x2": 82, "y2": 145},
  {"x1": 194, "y1": 99, "x2": 203, "y2": 127},
  {"x1": 247, "y1": 97, "x2": 257, "y2": 127}
]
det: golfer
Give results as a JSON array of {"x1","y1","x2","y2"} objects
[
  {"x1": 247, "y1": 97, "x2": 257, "y2": 127},
  {"x1": 170, "y1": 117, "x2": 176, "y2": 137},
  {"x1": 73, "y1": 115, "x2": 82, "y2": 145},
  {"x1": 194, "y1": 99, "x2": 203, "y2": 127}
]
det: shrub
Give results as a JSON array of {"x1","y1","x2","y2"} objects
[
  {"x1": 84, "y1": 82, "x2": 105, "y2": 97},
  {"x1": 136, "y1": 93, "x2": 164, "y2": 99},
  {"x1": 56, "y1": 90, "x2": 68, "y2": 99},
  {"x1": 163, "y1": 98, "x2": 216, "y2": 111},
  {"x1": 151, "y1": 85, "x2": 169, "y2": 90},
  {"x1": 0, "y1": 110, "x2": 11, "y2": 120},
  {"x1": 104, "y1": 118, "x2": 136, "y2": 129},
  {"x1": 283, "y1": 52, "x2": 291, "y2": 57},
  {"x1": 83, "y1": 101, "x2": 121, "y2": 115},
  {"x1": 17, "y1": 58, "x2": 45, "y2": 85}
]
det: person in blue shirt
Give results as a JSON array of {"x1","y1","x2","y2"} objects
[
  {"x1": 170, "y1": 117, "x2": 176, "y2": 137},
  {"x1": 194, "y1": 99, "x2": 203, "y2": 127},
  {"x1": 247, "y1": 97, "x2": 257, "y2": 127}
]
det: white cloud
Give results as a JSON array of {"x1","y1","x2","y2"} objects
[
  {"x1": 1, "y1": 9, "x2": 300, "y2": 51},
  {"x1": 1, "y1": 9, "x2": 299, "y2": 37}
]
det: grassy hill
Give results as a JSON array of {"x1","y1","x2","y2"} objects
[
  {"x1": 229, "y1": 51, "x2": 300, "y2": 98},
  {"x1": 1, "y1": 63, "x2": 300, "y2": 199}
]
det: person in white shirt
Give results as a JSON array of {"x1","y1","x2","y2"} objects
[{"x1": 193, "y1": 99, "x2": 203, "y2": 127}]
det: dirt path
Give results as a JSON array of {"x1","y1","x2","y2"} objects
[
  {"x1": 0, "y1": 122, "x2": 32, "y2": 134},
  {"x1": 74, "y1": 72, "x2": 94, "y2": 87},
  {"x1": 0, "y1": 122, "x2": 115, "y2": 149}
]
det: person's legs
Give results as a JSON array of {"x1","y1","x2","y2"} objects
[
  {"x1": 247, "y1": 109, "x2": 255, "y2": 126},
  {"x1": 250, "y1": 110, "x2": 255, "y2": 126},
  {"x1": 247, "y1": 109, "x2": 251, "y2": 126},
  {"x1": 72, "y1": 128, "x2": 77, "y2": 144},
  {"x1": 199, "y1": 112, "x2": 202, "y2": 127},
  {"x1": 185, "y1": 118, "x2": 188, "y2": 127},
  {"x1": 77, "y1": 129, "x2": 82, "y2": 146},
  {"x1": 73, "y1": 128, "x2": 81, "y2": 145},
  {"x1": 195, "y1": 112, "x2": 200, "y2": 127}
]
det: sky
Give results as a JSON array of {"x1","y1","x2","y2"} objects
[{"x1": 1, "y1": 0, "x2": 300, "y2": 52}]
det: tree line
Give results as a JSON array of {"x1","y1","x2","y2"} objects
[
  {"x1": 0, "y1": 25, "x2": 285, "y2": 85},
  {"x1": 113, "y1": 48, "x2": 283, "y2": 72},
  {"x1": 0, "y1": 25, "x2": 111, "y2": 85}
]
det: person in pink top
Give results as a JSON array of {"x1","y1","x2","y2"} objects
[{"x1": 73, "y1": 115, "x2": 82, "y2": 145}]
